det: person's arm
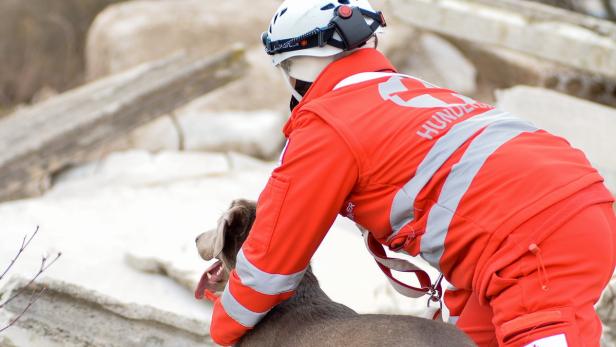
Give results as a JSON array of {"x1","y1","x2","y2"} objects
[{"x1": 209, "y1": 114, "x2": 359, "y2": 346}]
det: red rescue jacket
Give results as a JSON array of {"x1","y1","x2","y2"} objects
[{"x1": 209, "y1": 48, "x2": 612, "y2": 346}]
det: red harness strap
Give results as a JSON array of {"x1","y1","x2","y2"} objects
[{"x1": 362, "y1": 229, "x2": 444, "y2": 319}]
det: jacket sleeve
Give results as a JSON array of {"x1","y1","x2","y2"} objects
[{"x1": 209, "y1": 114, "x2": 359, "y2": 346}]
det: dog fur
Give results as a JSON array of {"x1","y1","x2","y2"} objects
[{"x1": 196, "y1": 199, "x2": 475, "y2": 347}]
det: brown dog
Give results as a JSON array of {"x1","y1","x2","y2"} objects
[{"x1": 196, "y1": 199, "x2": 475, "y2": 347}]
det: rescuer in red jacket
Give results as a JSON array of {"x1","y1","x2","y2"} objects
[{"x1": 206, "y1": 0, "x2": 616, "y2": 346}]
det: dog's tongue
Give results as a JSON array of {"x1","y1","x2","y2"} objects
[{"x1": 195, "y1": 260, "x2": 224, "y2": 300}]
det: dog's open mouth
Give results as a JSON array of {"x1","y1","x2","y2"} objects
[{"x1": 195, "y1": 259, "x2": 225, "y2": 300}]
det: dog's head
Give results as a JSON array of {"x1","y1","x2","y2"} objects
[{"x1": 194, "y1": 199, "x2": 257, "y2": 299}]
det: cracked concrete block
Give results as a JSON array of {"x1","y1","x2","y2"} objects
[
  {"x1": 50, "y1": 150, "x2": 231, "y2": 195},
  {"x1": 86, "y1": 0, "x2": 278, "y2": 79},
  {"x1": 0, "y1": 47, "x2": 247, "y2": 203},
  {"x1": 194, "y1": 47, "x2": 289, "y2": 113},
  {"x1": 400, "y1": 33, "x2": 477, "y2": 95},
  {"x1": 178, "y1": 110, "x2": 286, "y2": 160},
  {"x1": 390, "y1": 0, "x2": 616, "y2": 79},
  {"x1": 451, "y1": 41, "x2": 616, "y2": 108},
  {"x1": 127, "y1": 116, "x2": 181, "y2": 152},
  {"x1": 1, "y1": 276, "x2": 212, "y2": 347},
  {"x1": 125, "y1": 106, "x2": 286, "y2": 160},
  {"x1": 126, "y1": 251, "x2": 199, "y2": 293},
  {"x1": 86, "y1": 0, "x2": 290, "y2": 112}
]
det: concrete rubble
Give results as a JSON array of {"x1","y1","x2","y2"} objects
[
  {"x1": 2, "y1": 0, "x2": 616, "y2": 345},
  {"x1": 599, "y1": 272, "x2": 616, "y2": 347},
  {"x1": 387, "y1": 0, "x2": 616, "y2": 109},
  {"x1": 84, "y1": 0, "x2": 481, "y2": 159},
  {"x1": 85, "y1": 0, "x2": 289, "y2": 113},
  {"x1": 0, "y1": 47, "x2": 247, "y2": 202},
  {"x1": 127, "y1": 109, "x2": 286, "y2": 160},
  {"x1": 389, "y1": 0, "x2": 616, "y2": 79},
  {"x1": 390, "y1": 32, "x2": 478, "y2": 95},
  {"x1": 0, "y1": 150, "x2": 435, "y2": 346},
  {"x1": 1, "y1": 276, "x2": 212, "y2": 347}
]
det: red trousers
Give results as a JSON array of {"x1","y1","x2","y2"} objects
[{"x1": 445, "y1": 194, "x2": 616, "y2": 346}]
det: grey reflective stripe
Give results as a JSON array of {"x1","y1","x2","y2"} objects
[
  {"x1": 448, "y1": 316, "x2": 460, "y2": 325},
  {"x1": 220, "y1": 284, "x2": 269, "y2": 328},
  {"x1": 236, "y1": 249, "x2": 306, "y2": 295},
  {"x1": 420, "y1": 120, "x2": 538, "y2": 269},
  {"x1": 389, "y1": 109, "x2": 517, "y2": 240}
]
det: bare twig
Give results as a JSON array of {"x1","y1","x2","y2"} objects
[
  {"x1": 0, "y1": 252, "x2": 61, "y2": 309},
  {"x1": 0, "y1": 226, "x2": 40, "y2": 282},
  {"x1": 0, "y1": 287, "x2": 47, "y2": 334},
  {"x1": 0, "y1": 226, "x2": 62, "y2": 333}
]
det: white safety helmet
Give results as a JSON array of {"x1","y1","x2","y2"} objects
[{"x1": 261, "y1": 0, "x2": 386, "y2": 85}]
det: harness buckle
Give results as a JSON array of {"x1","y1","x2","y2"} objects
[{"x1": 427, "y1": 273, "x2": 444, "y2": 307}]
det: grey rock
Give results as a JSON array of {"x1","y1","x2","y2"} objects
[
  {"x1": 0, "y1": 0, "x2": 127, "y2": 108},
  {"x1": 598, "y1": 275, "x2": 616, "y2": 347},
  {"x1": 390, "y1": 0, "x2": 616, "y2": 79},
  {"x1": 397, "y1": 33, "x2": 477, "y2": 95},
  {"x1": 1, "y1": 276, "x2": 213, "y2": 347},
  {"x1": 0, "y1": 47, "x2": 247, "y2": 202},
  {"x1": 86, "y1": 0, "x2": 278, "y2": 79}
]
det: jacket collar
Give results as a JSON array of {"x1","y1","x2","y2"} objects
[{"x1": 283, "y1": 48, "x2": 396, "y2": 136}]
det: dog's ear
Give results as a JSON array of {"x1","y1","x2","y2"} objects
[{"x1": 201, "y1": 205, "x2": 249, "y2": 260}]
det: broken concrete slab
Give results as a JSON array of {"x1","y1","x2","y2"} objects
[
  {"x1": 450, "y1": 41, "x2": 616, "y2": 108},
  {"x1": 125, "y1": 116, "x2": 183, "y2": 153},
  {"x1": 178, "y1": 110, "x2": 286, "y2": 160},
  {"x1": 496, "y1": 86, "x2": 616, "y2": 192},
  {"x1": 389, "y1": 0, "x2": 616, "y2": 79},
  {"x1": 86, "y1": 0, "x2": 278, "y2": 80},
  {"x1": 0, "y1": 276, "x2": 212, "y2": 347},
  {"x1": 49, "y1": 150, "x2": 266, "y2": 196},
  {"x1": 0, "y1": 46, "x2": 247, "y2": 202},
  {"x1": 86, "y1": 1, "x2": 291, "y2": 113},
  {"x1": 387, "y1": 32, "x2": 478, "y2": 95},
  {"x1": 127, "y1": 109, "x2": 286, "y2": 160},
  {"x1": 25, "y1": 148, "x2": 435, "y2": 317},
  {"x1": 126, "y1": 251, "x2": 199, "y2": 293}
]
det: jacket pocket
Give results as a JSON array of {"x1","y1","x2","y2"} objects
[
  {"x1": 499, "y1": 307, "x2": 581, "y2": 346},
  {"x1": 251, "y1": 173, "x2": 291, "y2": 253}
]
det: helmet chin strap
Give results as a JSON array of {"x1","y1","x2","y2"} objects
[{"x1": 279, "y1": 66, "x2": 305, "y2": 103}]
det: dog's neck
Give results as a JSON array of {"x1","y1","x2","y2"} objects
[
  {"x1": 236, "y1": 264, "x2": 357, "y2": 345},
  {"x1": 288, "y1": 266, "x2": 323, "y2": 301}
]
